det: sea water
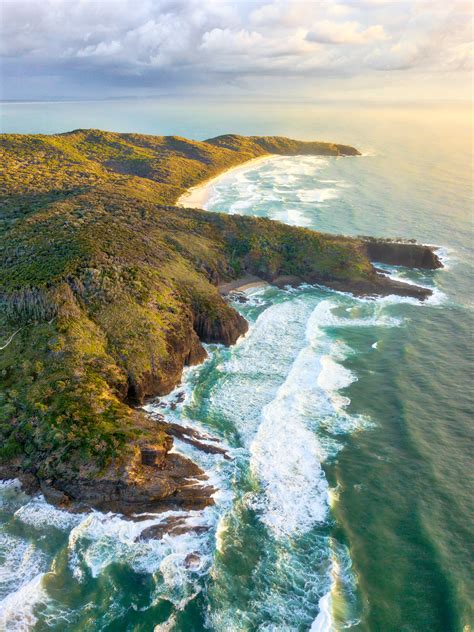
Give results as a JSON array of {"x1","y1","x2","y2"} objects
[{"x1": 0, "y1": 102, "x2": 472, "y2": 631}]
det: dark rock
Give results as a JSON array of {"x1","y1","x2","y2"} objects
[
  {"x1": 0, "y1": 465, "x2": 39, "y2": 495},
  {"x1": 229, "y1": 291, "x2": 248, "y2": 303},
  {"x1": 140, "y1": 445, "x2": 168, "y2": 467},
  {"x1": 40, "y1": 482, "x2": 71, "y2": 507},
  {"x1": 185, "y1": 553, "x2": 202, "y2": 569},
  {"x1": 46, "y1": 443, "x2": 215, "y2": 515},
  {"x1": 361, "y1": 238, "x2": 443, "y2": 269},
  {"x1": 126, "y1": 316, "x2": 207, "y2": 406},
  {"x1": 324, "y1": 274, "x2": 432, "y2": 300},
  {"x1": 193, "y1": 308, "x2": 248, "y2": 346},
  {"x1": 159, "y1": 421, "x2": 231, "y2": 459},
  {"x1": 138, "y1": 516, "x2": 210, "y2": 541}
]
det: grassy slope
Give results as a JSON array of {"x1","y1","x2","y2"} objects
[{"x1": 0, "y1": 130, "x2": 369, "y2": 479}]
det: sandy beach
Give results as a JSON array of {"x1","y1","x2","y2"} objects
[
  {"x1": 176, "y1": 154, "x2": 275, "y2": 209},
  {"x1": 218, "y1": 274, "x2": 269, "y2": 295}
]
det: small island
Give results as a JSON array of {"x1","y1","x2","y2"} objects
[{"x1": 0, "y1": 130, "x2": 442, "y2": 513}]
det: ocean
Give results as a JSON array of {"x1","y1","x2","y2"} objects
[{"x1": 0, "y1": 100, "x2": 472, "y2": 631}]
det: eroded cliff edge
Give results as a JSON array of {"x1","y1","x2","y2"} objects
[{"x1": 0, "y1": 130, "x2": 442, "y2": 512}]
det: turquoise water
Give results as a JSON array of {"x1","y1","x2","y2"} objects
[{"x1": 0, "y1": 102, "x2": 472, "y2": 631}]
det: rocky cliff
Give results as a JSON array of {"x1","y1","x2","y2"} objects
[{"x1": 361, "y1": 237, "x2": 443, "y2": 269}]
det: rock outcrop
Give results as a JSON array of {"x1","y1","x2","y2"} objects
[
  {"x1": 126, "y1": 316, "x2": 208, "y2": 405},
  {"x1": 42, "y1": 439, "x2": 216, "y2": 515},
  {"x1": 193, "y1": 307, "x2": 249, "y2": 346},
  {"x1": 324, "y1": 274, "x2": 432, "y2": 300},
  {"x1": 360, "y1": 238, "x2": 443, "y2": 269}
]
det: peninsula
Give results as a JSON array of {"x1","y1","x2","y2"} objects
[{"x1": 0, "y1": 130, "x2": 442, "y2": 512}]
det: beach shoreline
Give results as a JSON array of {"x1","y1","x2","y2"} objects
[
  {"x1": 218, "y1": 274, "x2": 270, "y2": 295},
  {"x1": 177, "y1": 154, "x2": 275, "y2": 209}
]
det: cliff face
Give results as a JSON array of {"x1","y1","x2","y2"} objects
[
  {"x1": 0, "y1": 129, "x2": 441, "y2": 512},
  {"x1": 125, "y1": 319, "x2": 207, "y2": 405},
  {"x1": 361, "y1": 238, "x2": 443, "y2": 269},
  {"x1": 125, "y1": 297, "x2": 248, "y2": 405},
  {"x1": 193, "y1": 306, "x2": 249, "y2": 346}
]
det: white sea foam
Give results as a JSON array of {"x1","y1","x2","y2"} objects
[
  {"x1": 426, "y1": 244, "x2": 456, "y2": 269},
  {"x1": 318, "y1": 354, "x2": 354, "y2": 394},
  {"x1": 250, "y1": 380, "x2": 330, "y2": 537},
  {"x1": 380, "y1": 270, "x2": 448, "y2": 306},
  {"x1": 215, "y1": 514, "x2": 230, "y2": 555},
  {"x1": 311, "y1": 298, "x2": 402, "y2": 329},
  {"x1": 297, "y1": 188, "x2": 339, "y2": 204},
  {"x1": 63, "y1": 507, "x2": 214, "y2": 611},
  {"x1": 0, "y1": 573, "x2": 48, "y2": 632},
  {"x1": 206, "y1": 154, "x2": 335, "y2": 216},
  {"x1": 271, "y1": 207, "x2": 312, "y2": 226},
  {"x1": 209, "y1": 299, "x2": 313, "y2": 441},
  {"x1": 14, "y1": 496, "x2": 82, "y2": 531},
  {"x1": 0, "y1": 479, "x2": 29, "y2": 510},
  {"x1": 248, "y1": 301, "x2": 358, "y2": 537},
  {"x1": 0, "y1": 532, "x2": 47, "y2": 600},
  {"x1": 0, "y1": 479, "x2": 21, "y2": 491},
  {"x1": 309, "y1": 540, "x2": 360, "y2": 632},
  {"x1": 228, "y1": 199, "x2": 255, "y2": 214},
  {"x1": 245, "y1": 296, "x2": 384, "y2": 538},
  {"x1": 310, "y1": 592, "x2": 333, "y2": 632},
  {"x1": 317, "y1": 354, "x2": 354, "y2": 413}
]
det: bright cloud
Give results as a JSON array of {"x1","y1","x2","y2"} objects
[{"x1": 306, "y1": 20, "x2": 389, "y2": 45}]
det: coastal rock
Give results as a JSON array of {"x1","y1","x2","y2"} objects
[
  {"x1": 272, "y1": 275, "x2": 305, "y2": 288},
  {"x1": 137, "y1": 517, "x2": 210, "y2": 541},
  {"x1": 40, "y1": 482, "x2": 71, "y2": 507},
  {"x1": 0, "y1": 465, "x2": 39, "y2": 495},
  {"x1": 126, "y1": 317, "x2": 207, "y2": 405},
  {"x1": 193, "y1": 305, "x2": 248, "y2": 345},
  {"x1": 49, "y1": 442, "x2": 215, "y2": 515},
  {"x1": 226, "y1": 269, "x2": 432, "y2": 301},
  {"x1": 206, "y1": 134, "x2": 361, "y2": 157},
  {"x1": 324, "y1": 275, "x2": 432, "y2": 300},
  {"x1": 126, "y1": 295, "x2": 247, "y2": 406},
  {"x1": 361, "y1": 238, "x2": 443, "y2": 269},
  {"x1": 158, "y1": 420, "x2": 232, "y2": 460}
]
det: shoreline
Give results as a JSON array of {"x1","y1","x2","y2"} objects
[
  {"x1": 218, "y1": 274, "x2": 269, "y2": 295},
  {"x1": 218, "y1": 274, "x2": 308, "y2": 295},
  {"x1": 177, "y1": 154, "x2": 275, "y2": 209}
]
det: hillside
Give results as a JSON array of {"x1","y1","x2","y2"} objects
[{"x1": 0, "y1": 130, "x2": 441, "y2": 510}]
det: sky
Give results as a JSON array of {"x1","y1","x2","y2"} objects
[{"x1": 0, "y1": 0, "x2": 472, "y2": 102}]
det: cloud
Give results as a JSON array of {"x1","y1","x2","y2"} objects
[
  {"x1": 0, "y1": 0, "x2": 472, "y2": 98},
  {"x1": 201, "y1": 28, "x2": 264, "y2": 54},
  {"x1": 77, "y1": 40, "x2": 123, "y2": 59},
  {"x1": 306, "y1": 20, "x2": 389, "y2": 45}
]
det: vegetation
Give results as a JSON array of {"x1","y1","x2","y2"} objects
[{"x1": 0, "y1": 129, "x2": 370, "y2": 480}]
